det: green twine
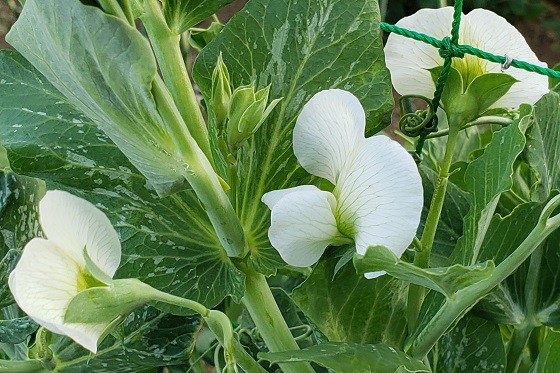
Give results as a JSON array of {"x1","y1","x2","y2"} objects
[{"x1": 382, "y1": 0, "x2": 560, "y2": 155}]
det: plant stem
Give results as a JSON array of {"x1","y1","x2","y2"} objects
[
  {"x1": 407, "y1": 123, "x2": 460, "y2": 332},
  {"x1": 150, "y1": 288, "x2": 267, "y2": 373},
  {"x1": 409, "y1": 198, "x2": 560, "y2": 358},
  {"x1": 241, "y1": 265, "x2": 315, "y2": 373},
  {"x1": 505, "y1": 246, "x2": 543, "y2": 373},
  {"x1": 151, "y1": 77, "x2": 247, "y2": 258},
  {"x1": 142, "y1": 0, "x2": 213, "y2": 164},
  {"x1": 505, "y1": 323, "x2": 533, "y2": 373}
]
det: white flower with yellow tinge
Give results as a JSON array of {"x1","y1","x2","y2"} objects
[
  {"x1": 9, "y1": 190, "x2": 122, "y2": 353},
  {"x1": 262, "y1": 89, "x2": 423, "y2": 277},
  {"x1": 384, "y1": 7, "x2": 549, "y2": 108}
]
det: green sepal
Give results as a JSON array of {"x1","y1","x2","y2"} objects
[
  {"x1": 82, "y1": 247, "x2": 113, "y2": 285},
  {"x1": 211, "y1": 53, "x2": 232, "y2": 126},
  {"x1": 464, "y1": 73, "x2": 518, "y2": 114},
  {"x1": 189, "y1": 21, "x2": 224, "y2": 52},
  {"x1": 64, "y1": 279, "x2": 155, "y2": 324},
  {"x1": 353, "y1": 245, "x2": 495, "y2": 297}
]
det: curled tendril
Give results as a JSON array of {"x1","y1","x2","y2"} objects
[{"x1": 398, "y1": 95, "x2": 438, "y2": 137}]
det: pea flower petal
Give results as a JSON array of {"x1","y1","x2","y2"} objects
[
  {"x1": 263, "y1": 89, "x2": 423, "y2": 276},
  {"x1": 9, "y1": 190, "x2": 121, "y2": 353},
  {"x1": 384, "y1": 7, "x2": 549, "y2": 108}
]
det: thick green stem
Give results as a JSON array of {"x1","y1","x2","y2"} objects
[
  {"x1": 152, "y1": 77, "x2": 247, "y2": 258},
  {"x1": 142, "y1": 0, "x2": 213, "y2": 164},
  {"x1": 407, "y1": 124, "x2": 460, "y2": 332},
  {"x1": 409, "y1": 198, "x2": 560, "y2": 358},
  {"x1": 505, "y1": 246, "x2": 542, "y2": 373},
  {"x1": 150, "y1": 288, "x2": 267, "y2": 373},
  {"x1": 505, "y1": 324, "x2": 533, "y2": 373},
  {"x1": 241, "y1": 266, "x2": 315, "y2": 373}
]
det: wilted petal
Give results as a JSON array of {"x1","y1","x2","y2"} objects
[
  {"x1": 463, "y1": 9, "x2": 548, "y2": 107},
  {"x1": 39, "y1": 190, "x2": 121, "y2": 278},
  {"x1": 266, "y1": 187, "x2": 347, "y2": 267},
  {"x1": 335, "y1": 136, "x2": 423, "y2": 261},
  {"x1": 9, "y1": 238, "x2": 107, "y2": 352},
  {"x1": 293, "y1": 89, "x2": 365, "y2": 184}
]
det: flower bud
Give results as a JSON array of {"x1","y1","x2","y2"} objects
[
  {"x1": 227, "y1": 84, "x2": 281, "y2": 150},
  {"x1": 211, "y1": 53, "x2": 232, "y2": 126}
]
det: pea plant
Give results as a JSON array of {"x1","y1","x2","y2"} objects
[{"x1": 1, "y1": 0, "x2": 560, "y2": 372}]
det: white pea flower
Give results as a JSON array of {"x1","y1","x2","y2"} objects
[
  {"x1": 262, "y1": 89, "x2": 423, "y2": 277},
  {"x1": 384, "y1": 7, "x2": 549, "y2": 108},
  {"x1": 9, "y1": 190, "x2": 121, "y2": 353}
]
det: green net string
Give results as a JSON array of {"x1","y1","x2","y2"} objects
[{"x1": 381, "y1": 0, "x2": 560, "y2": 155}]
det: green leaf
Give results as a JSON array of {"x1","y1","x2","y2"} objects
[
  {"x1": 0, "y1": 251, "x2": 20, "y2": 307},
  {"x1": 464, "y1": 73, "x2": 518, "y2": 114},
  {"x1": 0, "y1": 169, "x2": 45, "y2": 260},
  {"x1": 259, "y1": 342, "x2": 429, "y2": 373},
  {"x1": 474, "y1": 201, "x2": 545, "y2": 325},
  {"x1": 530, "y1": 328, "x2": 560, "y2": 373},
  {"x1": 433, "y1": 314, "x2": 506, "y2": 373},
  {"x1": 450, "y1": 112, "x2": 528, "y2": 266},
  {"x1": 291, "y1": 257, "x2": 408, "y2": 348},
  {"x1": 162, "y1": 0, "x2": 233, "y2": 34},
  {"x1": 549, "y1": 63, "x2": 560, "y2": 92},
  {"x1": 524, "y1": 91, "x2": 560, "y2": 201},
  {"x1": 0, "y1": 316, "x2": 38, "y2": 344},
  {"x1": 7, "y1": 0, "x2": 188, "y2": 196},
  {"x1": 193, "y1": 0, "x2": 393, "y2": 274},
  {"x1": 0, "y1": 145, "x2": 8, "y2": 169},
  {"x1": 353, "y1": 245, "x2": 494, "y2": 297},
  {"x1": 51, "y1": 306, "x2": 202, "y2": 372},
  {"x1": 418, "y1": 166, "x2": 470, "y2": 266},
  {"x1": 0, "y1": 48, "x2": 244, "y2": 310},
  {"x1": 429, "y1": 66, "x2": 464, "y2": 110}
]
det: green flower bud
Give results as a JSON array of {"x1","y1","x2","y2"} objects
[
  {"x1": 227, "y1": 84, "x2": 281, "y2": 150},
  {"x1": 189, "y1": 21, "x2": 224, "y2": 52},
  {"x1": 211, "y1": 53, "x2": 232, "y2": 126}
]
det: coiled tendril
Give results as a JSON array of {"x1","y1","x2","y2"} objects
[{"x1": 398, "y1": 95, "x2": 439, "y2": 138}]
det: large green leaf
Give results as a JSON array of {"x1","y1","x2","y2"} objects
[
  {"x1": 50, "y1": 306, "x2": 201, "y2": 372},
  {"x1": 259, "y1": 342, "x2": 429, "y2": 373},
  {"x1": 451, "y1": 113, "x2": 528, "y2": 266},
  {"x1": 432, "y1": 314, "x2": 506, "y2": 373},
  {"x1": 7, "y1": 0, "x2": 188, "y2": 196},
  {"x1": 193, "y1": 0, "x2": 393, "y2": 274},
  {"x1": 0, "y1": 316, "x2": 38, "y2": 344},
  {"x1": 354, "y1": 245, "x2": 494, "y2": 297},
  {"x1": 475, "y1": 198, "x2": 560, "y2": 328},
  {"x1": 524, "y1": 91, "x2": 560, "y2": 201},
  {"x1": 291, "y1": 257, "x2": 408, "y2": 348},
  {"x1": 0, "y1": 170, "x2": 44, "y2": 260},
  {"x1": 529, "y1": 329, "x2": 560, "y2": 373},
  {"x1": 163, "y1": 0, "x2": 234, "y2": 33}
]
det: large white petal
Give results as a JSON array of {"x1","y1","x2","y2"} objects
[
  {"x1": 463, "y1": 9, "x2": 549, "y2": 107},
  {"x1": 9, "y1": 238, "x2": 107, "y2": 352},
  {"x1": 39, "y1": 190, "x2": 121, "y2": 278},
  {"x1": 385, "y1": 7, "x2": 456, "y2": 99},
  {"x1": 335, "y1": 136, "x2": 423, "y2": 260},
  {"x1": 293, "y1": 89, "x2": 365, "y2": 184},
  {"x1": 267, "y1": 188, "x2": 346, "y2": 267}
]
